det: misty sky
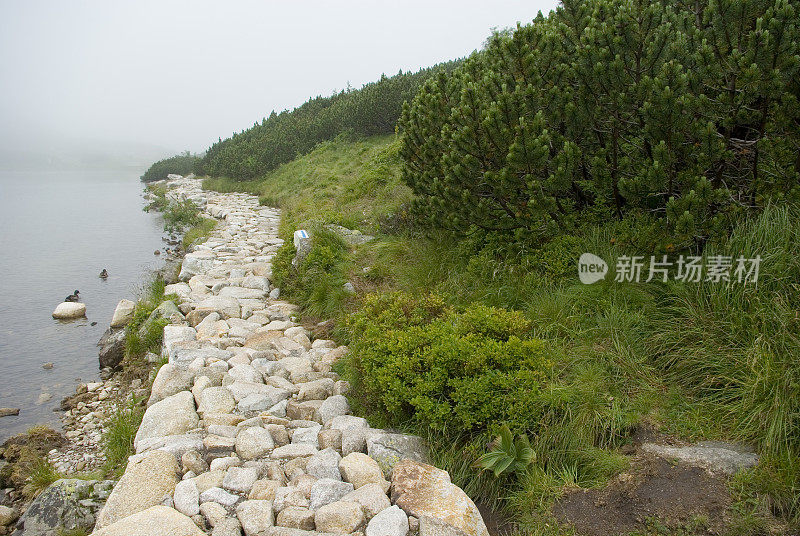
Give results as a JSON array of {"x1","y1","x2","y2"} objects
[{"x1": 0, "y1": 1, "x2": 558, "y2": 157}]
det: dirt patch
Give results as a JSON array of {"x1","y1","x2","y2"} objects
[
  {"x1": 476, "y1": 502, "x2": 516, "y2": 536},
  {"x1": 553, "y1": 453, "x2": 731, "y2": 536}
]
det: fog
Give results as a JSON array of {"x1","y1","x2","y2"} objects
[{"x1": 0, "y1": 0, "x2": 557, "y2": 164}]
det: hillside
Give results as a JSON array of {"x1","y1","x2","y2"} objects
[
  {"x1": 201, "y1": 130, "x2": 799, "y2": 535},
  {"x1": 172, "y1": 0, "x2": 799, "y2": 534}
]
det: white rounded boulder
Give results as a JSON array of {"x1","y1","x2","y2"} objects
[{"x1": 52, "y1": 302, "x2": 86, "y2": 319}]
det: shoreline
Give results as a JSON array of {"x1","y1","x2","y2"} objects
[{"x1": 2, "y1": 175, "x2": 490, "y2": 536}]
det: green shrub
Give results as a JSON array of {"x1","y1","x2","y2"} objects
[
  {"x1": 140, "y1": 151, "x2": 200, "y2": 182},
  {"x1": 344, "y1": 292, "x2": 553, "y2": 434},
  {"x1": 399, "y1": 0, "x2": 800, "y2": 246}
]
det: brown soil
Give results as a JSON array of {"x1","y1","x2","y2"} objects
[
  {"x1": 476, "y1": 502, "x2": 516, "y2": 536},
  {"x1": 553, "y1": 453, "x2": 732, "y2": 536}
]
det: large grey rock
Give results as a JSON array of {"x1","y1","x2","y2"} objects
[
  {"x1": 110, "y1": 299, "x2": 135, "y2": 328},
  {"x1": 134, "y1": 391, "x2": 199, "y2": 450},
  {"x1": 390, "y1": 460, "x2": 488, "y2": 536},
  {"x1": 271, "y1": 444, "x2": 317, "y2": 460},
  {"x1": 306, "y1": 448, "x2": 342, "y2": 481},
  {"x1": 212, "y1": 517, "x2": 243, "y2": 536},
  {"x1": 95, "y1": 450, "x2": 180, "y2": 528},
  {"x1": 228, "y1": 364, "x2": 262, "y2": 384},
  {"x1": 220, "y1": 286, "x2": 267, "y2": 300},
  {"x1": 16, "y1": 479, "x2": 114, "y2": 536},
  {"x1": 308, "y1": 478, "x2": 354, "y2": 510},
  {"x1": 291, "y1": 424, "x2": 322, "y2": 446},
  {"x1": 242, "y1": 275, "x2": 271, "y2": 292},
  {"x1": 133, "y1": 433, "x2": 203, "y2": 458},
  {"x1": 92, "y1": 505, "x2": 205, "y2": 536},
  {"x1": 641, "y1": 441, "x2": 759, "y2": 475},
  {"x1": 180, "y1": 250, "x2": 216, "y2": 281},
  {"x1": 276, "y1": 506, "x2": 315, "y2": 530},
  {"x1": 367, "y1": 432, "x2": 429, "y2": 478},
  {"x1": 172, "y1": 346, "x2": 233, "y2": 366},
  {"x1": 367, "y1": 505, "x2": 409, "y2": 536},
  {"x1": 148, "y1": 363, "x2": 192, "y2": 405},
  {"x1": 197, "y1": 296, "x2": 241, "y2": 319},
  {"x1": 199, "y1": 487, "x2": 240, "y2": 507},
  {"x1": 97, "y1": 328, "x2": 126, "y2": 369},
  {"x1": 200, "y1": 501, "x2": 228, "y2": 527}
]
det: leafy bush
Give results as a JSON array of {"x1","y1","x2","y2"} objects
[
  {"x1": 399, "y1": 0, "x2": 800, "y2": 247},
  {"x1": 476, "y1": 424, "x2": 536, "y2": 477},
  {"x1": 140, "y1": 151, "x2": 201, "y2": 182},
  {"x1": 344, "y1": 292, "x2": 553, "y2": 434}
]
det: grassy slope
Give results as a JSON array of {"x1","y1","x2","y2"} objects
[
  {"x1": 203, "y1": 135, "x2": 798, "y2": 534},
  {"x1": 203, "y1": 134, "x2": 411, "y2": 233}
]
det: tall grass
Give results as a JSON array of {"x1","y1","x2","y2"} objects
[
  {"x1": 102, "y1": 401, "x2": 145, "y2": 476},
  {"x1": 182, "y1": 217, "x2": 217, "y2": 249},
  {"x1": 124, "y1": 277, "x2": 175, "y2": 360}
]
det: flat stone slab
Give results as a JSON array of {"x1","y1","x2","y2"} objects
[{"x1": 641, "y1": 441, "x2": 759, "y2": 475}]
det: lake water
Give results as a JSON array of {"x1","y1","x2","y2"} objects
[{"x1": 0, "y1": 169, "x2": 167, "y2": 441}]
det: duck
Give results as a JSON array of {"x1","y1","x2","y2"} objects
[
  {"x1": 99, "y1": 269, "x2": 108, "y2": 279},
  {"x1": 64, "y1": 290, "x2": 80, "y2": 302}
]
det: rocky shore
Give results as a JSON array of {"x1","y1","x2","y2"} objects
[{"x1": 3, "y1": 176, "x2": 490, "y2": 536}]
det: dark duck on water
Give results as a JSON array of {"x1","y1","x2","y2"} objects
[{"x1": 64, "y1": 290, "x2": 80, "y2": 302}]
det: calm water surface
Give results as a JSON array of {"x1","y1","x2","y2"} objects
[{"x1": 0, "y1": 169, "x2": 166, "y2": 441}]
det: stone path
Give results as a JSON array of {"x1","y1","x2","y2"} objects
[{"x1": 91, "y1": 177, "x2": 489, "y2": 536}]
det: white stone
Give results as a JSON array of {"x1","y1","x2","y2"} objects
[
  {"x1": 236, "y1": 500, "x2": 275, "y2": 536},
  {"x1": 314, "y1": 500, "x2": 364, "y2": 534},
  {"x1": 198, "y1": 386, "x2": 236, "y2": 415},
  {"x1": 341, "y1": 483, "x2": 392, "y2": 520},
  {"x1": 339, "y1": 452, "x2": 390, "y2": 491},
  {"x1": 199, "y1": 486, "x2": 240, "y2": 507},
  {"x1": 148, "y1": 363, "x2": 192, "y2": 405},
  {"x1": 134, "y1": 391, "x2": 199, "y2": 451},
  {"x1": 173, "y1": 479, "x2": 200, "y2": 517},
  {"x1": 236, "y1": 426, "x2": 274, "y2": 460},
  {"x1": 110, "y1": 299, "x2": 136, "y2": 327},
  {"x1": 367, "y1": 505, "x2": 408, "y2": 536},
  {"x1": 223, "y1": 466, "x2": 259, "y2": 494},
  {"x1": 52, "y1": 302, "x2": 86, "y2": 319},
  {"x1": 316, "y1": 395, "x2": 350, "y2": 424},
  {"x1": 306, "y1": 448, "x2": 342, "y2": 481},
  {"x1": 308, "y1": 478, "x2": 354, "y2": 510}
]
